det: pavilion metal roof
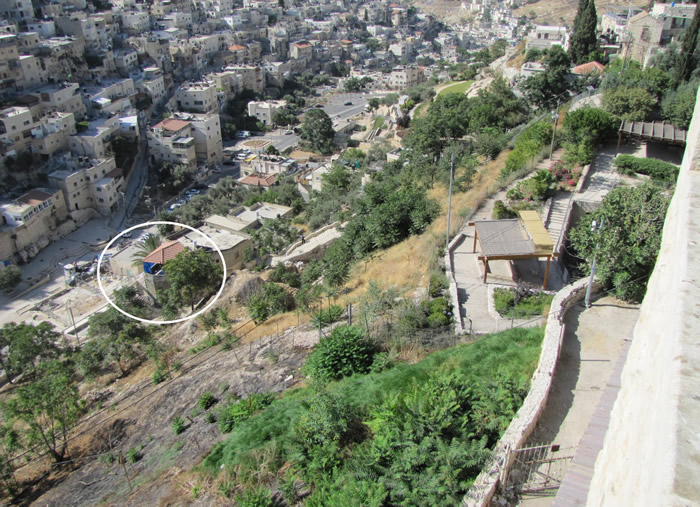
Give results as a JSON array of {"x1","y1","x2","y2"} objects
[{"x1": 618, "y1": 120, "x2": 687, "y2": 146}]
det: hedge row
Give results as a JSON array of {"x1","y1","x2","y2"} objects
[
  {"x1": 613, "y1": 154, "x2": 679, "y2": 182},
  {"x1": 501, "y1": 121, "x2": 553, "y2": 177}
]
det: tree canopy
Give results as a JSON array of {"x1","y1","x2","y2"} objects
[
  {"x1": 569, "y1": 184, "x2": 671, "y2": 302},
  {"x1": 0, "y1": 322, "x2": 62, "y2": 383},
  {"x1": 301, "y1": 109, "x2": 335, "y2": 155},
  {"x1": 161, "y1": 248, "x2": 224, "y2": 311}
]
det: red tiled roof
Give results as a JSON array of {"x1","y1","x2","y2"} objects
[
  {"x1": 154, "y1": 118, "x2": 191, "y2": 131},
  {"x1": 239, "y1": 174, "x2": 277, "y2": 187},
  {"x1": 572, "y1": 61, "x2": 605, "y2": 75},
  {"x1": 228, "y1": 44, "x2": 246, "y2": 51},
  {"x1": 17, "y1": 189, "x2": 53, "y2": 206},
  {"x1": 143, "y1": 240, "x2": 186, "y2": 264},
  {"x1": 295, "y1": 42, "x2": 312, "y2": 48}
]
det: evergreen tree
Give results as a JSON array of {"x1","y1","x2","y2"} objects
[
  {"x1": 569, "y1": 0, "x2": 598, "y2": 64},
  {"x1": 673, "y1": 6, "x2": 700, "y2": 84}
]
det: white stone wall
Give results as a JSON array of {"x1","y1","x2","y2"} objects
[{"x1": 586, "y1": 88, "x2": 700, "y2": 506}]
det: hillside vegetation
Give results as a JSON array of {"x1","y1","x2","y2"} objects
[{"x1": 202, "y1": 326, "x2": 544, "y2": 504}]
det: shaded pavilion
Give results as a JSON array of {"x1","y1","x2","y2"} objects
[{"x1": 469, "y1": 211, "x2": 557, "y2": 289}]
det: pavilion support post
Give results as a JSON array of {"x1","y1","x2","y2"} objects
[
  {"x1": 473, "y1": 229, "x2": 478, "y2": 253},
  {"x1": 483, "y1": 258, "x2": 489, "y2": 283},
  {"x1": 543, "y1": 256, "x2": 551, "y2": 290}
]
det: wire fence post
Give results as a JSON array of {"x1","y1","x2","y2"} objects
[{"x1": 119, "y1": 451, "x2": 133, "y2": 492}]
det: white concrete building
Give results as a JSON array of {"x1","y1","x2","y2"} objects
[
  {"x1": 525, "y1": 25, "x2": 569, "y2": 51},
  {"x1": 175, "y1": 81, "x2": 218, "y2": 113},
  {"x1": 247, "y1": 100, "x2": 287, "y2": 126}
]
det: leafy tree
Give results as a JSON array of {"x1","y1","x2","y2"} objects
[
  {"x1": 0, "y1": 265, "x2": 21, "y2": 292},
  {"x1": 661, "y1": 78, "x2": 699, "y2": 129},
  {"x1": 367, "y1": 97, "x2": 380, "y2": 110},
  {"x1": 88, "y1": 306, "x2": 152, "y2": 375},
  {"x1": 601, "y1": 60, "x2": 672, "y2": 99},
  {"x1": 130, "y1": 233, "x2": 162, "y2": 267},
  {"x1": 161, "y1": 249, "x2": 224, "y2": 311},
  {"x1": 674, "y1": 4, "x2": 700, "y2": 84},
  {"x1": 602, "y1": 86, "x2": 656, "y2": 121},
  {"x1": 470, "y1": 77, "x2": 529, "y2": 131},
  {"x1": 569, "y1": 0, "x2": 598, "y2": 64},
  {"x1": 562, "y1": 107, "x2": 618, "y2": 146},
  {"x1": 522, "y1": 46, "x2": 572, "y2": 108},
  {"x1": 366, "y1": 38, "x2": 381, "y2": 53},
  {"x1": 304, "y1": 325, "x2": 377, "y2": 382},
  {"x1": 272, "y1": 106, "x2": 299, "y2": 127},
  {"x1": 265, "y1": 144, "x2": 280, "y2": 156},
  {"x1": 251, "y1": 218, "x2": 297, "y2": 255},
  {"x1": 301, "y1": 109, "x2": 335, "y2": 155},
  {"x1": 344, "y1": 77, "x2": 362, "y2": 92},
  {"x1": 0, "y1": 424, "x2": 20, "y2": 496},
  {"x1": 3, "y1": 360, "x2": 82, "y2": 462},
  {"x1": 245, "y1": 282, "x2": 295, "y2": 323},
  {"x1": 569, "y1": 184, "x2": 671, "y2": 302},
  {"x1": 0, "y1": 322, "x2": 62, "y2": 384}
]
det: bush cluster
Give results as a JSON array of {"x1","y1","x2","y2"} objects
[
  {"x1": 506, "y1": 169, "x2": 557, "y2": 202},
  {"x1": 501, "y1": 121, "x2": 553, "y2": 177},
  {"x1": 245, "y1": 282, "x2": 295, "y2": 324},
  {"x1": 311, "y1": 304, "x2": 344, "y2": 327},
  {"x1": 217, "y1": 393, "x2": 275, "y2": 433},
  {"x1": 493, "y1": 287, "x2": 554, "y2": 318},
  {"x1": 304, "y1": 325, "x2": 378, "y2": 382},
  {"x1": 613, "y1": 155, "x2": 679, "y2": 182}
]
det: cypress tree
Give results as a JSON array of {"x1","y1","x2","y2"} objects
[
  {"x1": 569, "y1": 0, "x2": 598, "y2": 64},
  {"x1": 673, "y1": 6, "x2": 700, "y2": 84}
]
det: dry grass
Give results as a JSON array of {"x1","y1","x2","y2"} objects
[
  {"x1": 506, "y1": 42, "x2": 527, "y2": 70},
  {"x1": 513, "y1": 0, "x2": 647, "y2": 25}
]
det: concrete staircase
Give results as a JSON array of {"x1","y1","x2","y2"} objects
[{"x1": 545, "y1": 194, "x2": 572, "y2": 247}]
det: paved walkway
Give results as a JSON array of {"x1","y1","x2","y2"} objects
[
  {"x1": 271, "y1": 225, "x2": 342, "y2": 266},
  {"x1": 519, "y1": 295, "x2": 640, "y2": 505}
]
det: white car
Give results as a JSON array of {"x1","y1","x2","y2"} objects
[
  {"x1": 185, "y1": 188, "x2": 200, "y2": 195},
  {"x1": 169, "y1": 203, "x2": 181, "y2": 210},
  {"x1": 236, "y1": 153, "x2": 247, "y2": 160}
]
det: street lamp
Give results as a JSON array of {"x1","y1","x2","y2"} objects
[
  {"x1": 549, "y1": 110, "x2": 560, "y2": 160},
  {"x1": 584, "y1": 217, "x2": 605, "y2": 308}
]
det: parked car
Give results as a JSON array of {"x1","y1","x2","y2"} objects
[
  {"x1": 344, "y1": 101, "x2": 353, "y2": 106},
  {"x1": 284, "y1": 129, "x2": 294, "y2": 135},
  {"x1": 236, "y1": 153, "x2": 247, "y2": 160},
  {"x1": 169, "y1": 203, "x2": 181, "y2": 210},
  {"x1": 212, "y1": 167, "x2": 222, "y2": 173},
  {"x1": 236, "y1": 130, "x2": 251, "y2": 138},
  {"x1": 185, "y1": 188, "x2": 200, "y2": 195}
]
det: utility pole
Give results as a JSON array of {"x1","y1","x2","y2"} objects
[
  {"x1": 445, "y1": 152, "x2": 455, "y2": 254},
  {"x1": 68, "y1": 305, "x2": 79, "y2": 344},
  {"x1": 584, "y1": 217, "x2": 605, "y2": 308},
  {"x1": 549, "y1": 108, "x2": 560, "y2": 160}
]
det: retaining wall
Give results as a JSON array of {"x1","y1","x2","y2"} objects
[
  {"x1": 463, "y1": 276, "x2": 601, "y2": 506},
  {"x1": 444, "y1": 232, "x2": 465, "y2": 334}
]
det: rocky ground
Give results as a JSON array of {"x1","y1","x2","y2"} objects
[{"x1": 14, "y1": 274, "x2": 324, "y2": 506}]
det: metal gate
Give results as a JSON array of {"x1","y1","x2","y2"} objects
[{"x1": 504, "y1": 444, "x2": 576, "y2": 495}]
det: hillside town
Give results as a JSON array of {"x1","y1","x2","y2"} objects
[{"x1": 0, "y1": 0, "x2": 696, "y2": 504}]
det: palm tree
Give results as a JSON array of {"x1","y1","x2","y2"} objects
[{"x1": 131, "y1": 233, "x2": 162, "y2": 267}]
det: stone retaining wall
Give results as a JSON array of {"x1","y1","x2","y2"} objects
[
  {"x1": 463, "y1": 276, "x2": 601, "y2": 506},
  {"x1": 444, "y1": 232, "x2": 465, "y2": 334}
]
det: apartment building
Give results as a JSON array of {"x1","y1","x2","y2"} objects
[
  {"x1": 114, "y1": 49, "x2": 139, "y2": 75},
  {"x1": 148, "y1": 117, "x2": 197, "y2": 168},
  {"x1": 179, "y1": 221, "x2": 250, "y2": 275},
  {"x1": 121, "y1": 11, "x2": 150, "y2": 33},
  {"x1": 68, "y1": 114, "x2": 119, "y2": 159},
  {"x1": 247, "y1": 100, "x2": 286, "y2": 126},
  {"x1": 388, "y1": 66, "x2": 426, "y2": 89},
  {"x1": 18, "y1": 55, "x2": 48, "y2": 88},
  {"x1": 0, "y1": 0, "x2": 33, "y2": 23},
  {"x1": 0, "y1": 187, "x2": 69, "y2": 263},
  {"x1": 0, "y1": 106, "x2": 36, "y2": 154},
  {"x1": 48, "y1": 155, "x2": 124, "y2": 215},
  {"x1": 525, "y1": 25, "x2": 569, "y2": 51},
  {"x1": 290, "y1": 41, "x2": 313, "y2": 59},
  {"x1": 175, "y1": 81, "x2": 218, "y2": 113},
  {"x1": 32, "y1": 82, "x2": 87, "y2": 121},
  {"x1": 30, "y1": 111, "x2": 76, "y2": 158},
  {"x1": 0, "y1": 33, "x2": 19, "y2": 95},
  {"x1": 139, "y1": 66, "x2": 166, "y2": 104}
]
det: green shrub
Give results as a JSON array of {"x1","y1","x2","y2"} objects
[
  {"x1": 245, "y1": 282, "x2": 295, "y2": 323},
  {"x1": 218, "y1": 393, "x2": 275, "y2": 433},
  {"x1": 311, "y1": 304, "x2": 344, "y2": 327},
  {"x1": 493, "y1": 287, "x2": 554, "y2": 318},
  {"x1": 127, "y1": 446, "x2": 142, "y2": 463},
  {"x1": 429, "y1": 272, "x2": 448, "y2": 298},
  {"x1": 235, "y1": 485, "x2": 275, "y2": 507},
  {"x1": 199, "y1": 392, "x2": 217, "y2": 411},
  {"x1": 493, "y1": 200, "x2": 517, "y2": 219},
  {"x1": 304, "y1": 325, "x2": 377, "y2": 382},
  {"x1": 152, "y1": 369, "x2": 168, "y2": 385},
  {"x1": 0, "y1": 265, "x2": 21, "y2": 292},
  {"x1": 172, "y1": 416, "x2": 186, "y2": 435},
  {"x1": 423, "y1": 297, "x2": 454, "y2": 328},
  {"x1": 501, "y1": 121, "x2": 552, "y2": 177},
  {"x1": 613, "y1": 155, "x2": 679, "y2": 182},
  {"x1": 269, "y1": 264, "x2": 301, "y2": 288},
  {"x1": 205, "y1": 412, "x2": 217, "y2": 424},
  {"x1": 189, "y1": 333, "x2": 223, "y2": 354}
]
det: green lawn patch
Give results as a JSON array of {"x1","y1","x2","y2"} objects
[
  {"x1": 373, "y1": 115, "x2": 385, "y2": 129},
  {"x1": 437, "y1": 80, "x2": 475, "y2": 96},
  {"x1": 202, "y1": 327, "x2": 544, "y2": 504},
  {"x1": 493, "y1": 287, "x2": 554, "y2": 319}
]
